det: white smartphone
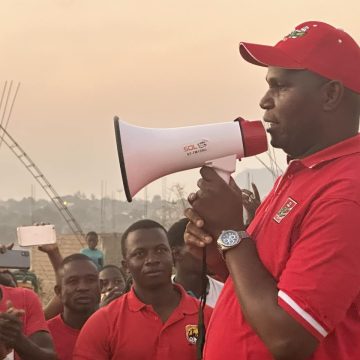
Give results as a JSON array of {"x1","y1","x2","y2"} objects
[{"x1": 17, "y1": 225, "x2": 57, "y2": 247}]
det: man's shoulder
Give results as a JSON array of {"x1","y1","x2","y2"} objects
[
  {"x1": 178, "y1": 285, "x2": 212, "y2": 316},
  {"x1": 180, "y1": 292, "x2": 213, "y2": 321},
  {"x1": 46, "y1": 314, "x2": 66, "y2": 335},
  {"x1": 95, "y1": 249, "x2": 104, "y2": 256},
  {"x1": 82, "y1": 294, "x2": 127, "y2": 332},
  {"x1": 315, "y1": 155, "x2": 360, "y2": 203},
  {"x1": 1, "y1": 284, "x2": 36, "y2": 302},
  {"x1": 81, "y1": 248, "x2": 103, "y2": 257},
  {"x1": 46, "y1": 314, "x2": 63, "y2": 327},
  {"x1": 96, "y1": 293, "x2": 127, "y2": 315}
]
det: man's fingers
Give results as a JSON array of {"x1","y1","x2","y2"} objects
[
  {"x1": 188, "y1": 192, "x2": 197, "y2": 205},
  {"x1": 6, "y1": 301, "x2": 24, "y2": 317},
  {"x1": 107, "y1": 287, "x2": 123, "y2": 296},
  {"x1": 184, "y1": 231, "x2": 208, "y2": 248},
  {"x1": 6, "y1": 301, "x2": 14, "y2": 312},
  {"x1": 184, "y1": 222, "x2": 213, "y2": 245},
  {"x1": 184, "y1": 233, "x2": 206, "y2": 248},
  {"x1": 229, "y1": 177, "x2": 243, "y2": 196},
  {"x1": 184, "y1": 208, "x2": 204, "y2": 228},
  {"x1": 251, "y1": 182, "x2": 261, "y2": 201},
  {"x1": 241, "y1": 189, "x2": 252, "y2": 196},
  {"x1": 0, "y1": 334, "x2": 16, "y2": 344},
  {"x1": 199, "y1": 166, "x2": 218, "y2": 180}
]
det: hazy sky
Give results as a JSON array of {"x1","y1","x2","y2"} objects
[{"x1": 0, "y1": 0, "x2": 358, "y2": 201}]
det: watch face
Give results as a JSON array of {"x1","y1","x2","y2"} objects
[{"x1": 221, "y1": 230, "x2": 240, "y2": 247}]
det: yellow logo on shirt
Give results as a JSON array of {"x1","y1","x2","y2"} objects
[{"x1": 185, "y1": 325, "x2": 199, "y2": 345}]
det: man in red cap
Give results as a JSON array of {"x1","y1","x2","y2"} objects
[{"x1": 184, "y1": 21, "x2": 360, "y2": 360}]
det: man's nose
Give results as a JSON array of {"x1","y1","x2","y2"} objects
[
  {"x1": 106, "y1": 280, "x2": 117, "y2": 291},
  {"x1": 259, "y1": 89, "x2": 275, "y2": 110},
  {"x1": 77, "y1": 279, "x2": 90, "y2": 290},
  {"x1": 145, "y1": 251, "x2": 161, "y2": 264}
]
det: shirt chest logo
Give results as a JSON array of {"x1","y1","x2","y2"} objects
[
  {"x1": 273, "y1": 197, "x2": 298, "y2": 223},
  {"x1": 185, "y1": 324, "x2": 199, "y2": 345}
]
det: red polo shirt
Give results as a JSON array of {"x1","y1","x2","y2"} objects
[
  {"x1": 0, "y1": 285, "x2": 49, "y2": 360},
  {"x1": 204, "y1": 134, "x2": 360, "y2": 360},
  {"x1": 47, "y1": 314, "x2": 80, "y2": 360},
  {"x1": 73, "y1": 284, "x2": 212, "y2": 360}
]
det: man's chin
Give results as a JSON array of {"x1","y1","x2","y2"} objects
[
  {"x1": 70, "y1": 304, "x2": 97, "y2": 313},
  {"x1": 269, "y1": 137, "x2": 283, "y2": 150},
  {"x1": 143, "y1": 278, "x2": 171, "y2": 290}
]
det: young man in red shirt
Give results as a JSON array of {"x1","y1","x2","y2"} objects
[
  {"x1": 47, "y1": 253, "x2": 100, "y2": 360},
  {"x1": 184, "y1": 21, "x2": 360, "y2": 359},
  {"x1": 74, "y1": 219, "x2": 213, "y2": 360}
]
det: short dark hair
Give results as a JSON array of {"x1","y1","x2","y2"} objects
[
  {"x1": 86, "y1": 231, "x2": 98, "y2": 238},
  {"x1": 0, "y1": 270, "x2": 17, "y2": 287},
  {"x1": 121, "y1": 219, "x2": 167, "y2": 258},
  {"x1": 167, "y1": 218, "x2": 188, "y2": 248},
  {"x1": 100, "y1": 264, "x2": 125, "y2": 278},
  {"x1": 57, "y1": 253, "x2": 98, "y2": 283}
]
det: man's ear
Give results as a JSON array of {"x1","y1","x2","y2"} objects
[
  {"x1": 322, "y1": 80, "x2": 344, "y2": 111},
  {"x1": 121, "y1": 259, "x2": 130, "y2": 275},
  {"x1": 172, "y1": 246, "x2": 183, "y2": 263},
  {"x1": 54, "y1": 284, "x2": 61, "y2": 297},
  {"x1": 99, "y1": 279, "x2": 104, "y2": 290}
]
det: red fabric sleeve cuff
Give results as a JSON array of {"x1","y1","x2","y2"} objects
[{"x1": 278, "y1": 290, "x2": 328, "y2": 341}]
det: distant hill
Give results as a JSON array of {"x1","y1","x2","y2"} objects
[
  {"x1": 0, "y1": 167, "x2": 280, "y2": 244},
  {"x1": 0, "y1": 194, "x2": 186, "y2": 244}
]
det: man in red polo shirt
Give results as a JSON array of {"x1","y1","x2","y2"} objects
[
  {"x1": 47, "y1": 253, "x2": 100, "y2": 360},
  {"x1": 184, "y1": 21, "x2": 360, "y2": 359},
  {"x1": 73, "y1": 219, "x2": 212, "y2": 360}
]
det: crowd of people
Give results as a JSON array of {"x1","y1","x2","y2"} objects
[
  {"x1": 0, "y1": 19, "x2": 360, "y2": 360},
  {"x1": 0, "y1": 220, "x2": 223, "y2": 360}
]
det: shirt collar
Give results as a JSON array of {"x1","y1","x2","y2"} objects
[
  {"x1": 127, "y1": 283, "x2": 198, "y2": 315},
  {"x1": 287, "y1": 134, "x2": 360, "y2": 169},
  {"x1": 127, "y1": 286, "x2": 146, "y2": 312}
]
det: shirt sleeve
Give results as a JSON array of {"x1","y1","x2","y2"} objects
[
  {"x1": 277, "y1": 197, "x2": 360, "y2": 340},
  {"x1": 22, "y1": 289, "x2": 49, "y2": 336},
  {"x1": 73, "y1": 308, "x2": 110, "y2": 359}
]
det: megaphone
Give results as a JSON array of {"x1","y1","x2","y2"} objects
[{"x1": 114, "y1": 116, "x2": 268, "y2": 202}]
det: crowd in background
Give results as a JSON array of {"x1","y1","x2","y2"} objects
[
  {"x1": 0, "y1": 184, "x2": 259, "y2": 360},
  {"x1": 0, "y1": 190, "x2": 258, "y2": 360}
]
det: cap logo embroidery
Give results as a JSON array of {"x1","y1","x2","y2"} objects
[
  {"x1": 273, "y1": 197, "x2": 298, "y2": 223},
  {"x1": 185, "y1": 324, "x2": 199, "y2": 345},
  {"x1": 284, "y1": 26, "x2": 310, "y2": 40}
]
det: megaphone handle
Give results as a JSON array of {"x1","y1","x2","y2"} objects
[
  {"x1": 214, "y1": 168, "x2": 232, "y2": 184},
  {"x1": 206, "y1": 154, "x2": 236, "y2": 184}
]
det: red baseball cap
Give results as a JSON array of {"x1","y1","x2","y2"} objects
[{"x1": 239, "y1": 21, "x2": 360, "y2": 94}]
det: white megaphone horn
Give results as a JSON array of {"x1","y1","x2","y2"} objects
[{"x1": 114, "y1": 116, "x2": 268, "y2": 202}]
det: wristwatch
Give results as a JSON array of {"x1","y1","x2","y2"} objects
[{"x1": 217, "y1": 230, "x2": 250, "y2": 256}]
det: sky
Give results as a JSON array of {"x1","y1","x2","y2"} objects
[{"x1": 0, "y1": 0, "x2": 359, "y2": 202}]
